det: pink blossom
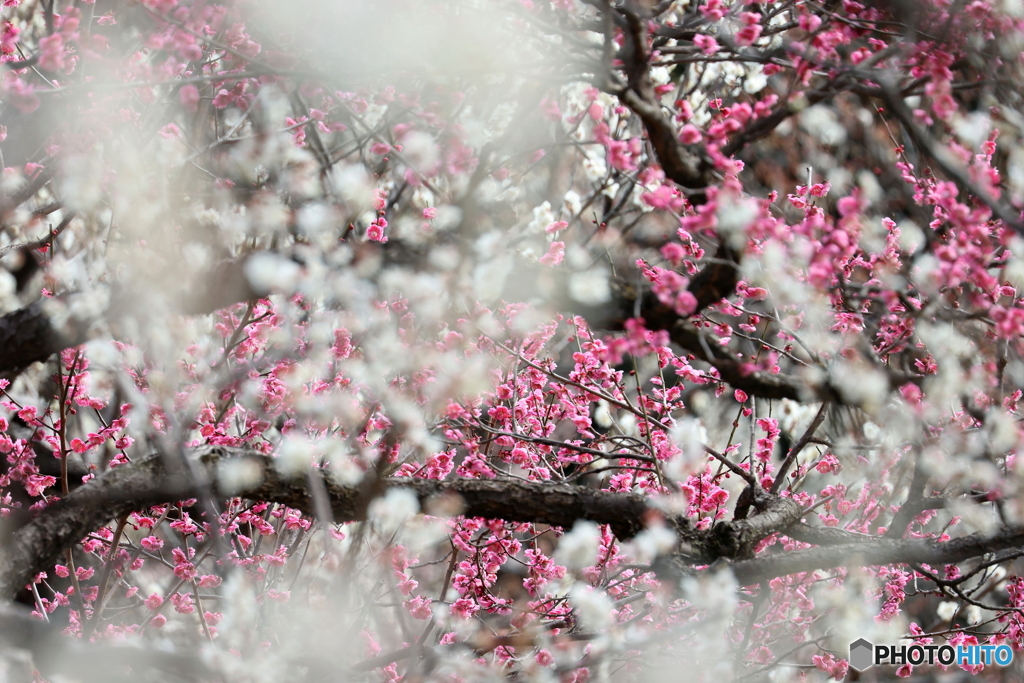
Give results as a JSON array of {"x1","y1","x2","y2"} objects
[
  {"x1": 405, "y1": 596, "x2": 432, "y2": 620},
  {"x1": 212, "y1": 89, "x2": 233, "y2": 109},
  {"x1": 38, "y1": 34, "x2": 64, "y2": 71},
  {"x1": 693, "y1": 34, "x2": 719, "y2": 55},
  {"x1": 679, "y1": 124, "x2": 702, "y2": 145},
  {"x1": 366, "y1": 221, "x2": 388, "y2": 243},
  {"x1": 179, "y1": 84, "x2": 200, "y2": 112},
  {"x1": 140, "y1": 535, "x2": 164, "y2": 551},
  {"x1": 540, "y1": 241, "x2": 565, "y2": 266},
  {"x1": 25, "y1": 474, "x2": 55, "y2": 497}
]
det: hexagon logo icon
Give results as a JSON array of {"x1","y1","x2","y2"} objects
[{"x1": 849, "y1": 638, "x2": 874, "y2": 671}]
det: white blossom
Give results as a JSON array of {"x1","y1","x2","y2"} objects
[
  {"x1": 402, "y1": 131, "x2": 440, "y2": 173},
  {"x1": 332, "y1": 164, "x2": 375, "y2": 208},
  {"x1": 562, "y1": 190, "x2": 582, "y2": 217},
  {"x1": 368, "y1": 488, "x2": 420, "y2": 536},
  {"x1": 953, "y1": 112, "x2": 992, "y2": 150},
  {"x1": 568, "y1": 269, "x2": 612, "y2": 306},
  {"x1": 555, "y1": 521, "x2": 601, "y2": 570},
  {"x1": 527, "y1": 201, "x2": 556, "y2": 233},
  {"x1": 743, "y1": 64, "x2": 768, "y2": 94},
  {"x1": 667, "y1": 417, "x2": 707, "y2": 479},
  {"x1": 936, "y1": 601, "x2": 958, "y2": 621},
  {"x1": 274, "y1": 434, "x2": 315, "y2": 477},
  {"x1": 569, "y1": 584, "x2": 616, "y2": 631},
  {"x1": 583, "y1": 154, "x2": 607, "y2": 183},
  {"x1": 800, "y1": 105, "x2": 847, "y2": 146},
  {"x1": 681, "y1": 568, "x2": 738, "y2": 618},
  {"x1": 831, "y1": 361, "x2": 888, "y2": 414},
  {"x1": 716, "y1": 194, "x2": 759, "y2": 250},
  {"x1": 245, "y1": 253, "x2": 302, "y2": 294},
  {"x1": 218, "y1": 457, "x2": 265, "y2": 496},
  {"x1": 630, "y1": 524, "x2": 678, "y2": 563}
]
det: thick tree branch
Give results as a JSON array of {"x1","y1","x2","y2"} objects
[
  {"x1": 0, "y1": 447, "x2": 801, "y2": 599},
  {"x1": 771, "y1": 401, "x2": 831, "y2": 493},
  {"x1": 728, "y1": 525, "x2": 1024, "y2": 585},
  {"x1": 0, "y1": 447, "x2": 692, "y2": 597},
  {"x1": 783, "y1": 522, "x2": 874, "y2": 546},
  {"x1": 0, "y1": 257, "x2": 260, "y2": 375},
  {"x1": 606, "y1": 5, "x2": 710, "y2": 189},
  {"x1": 4, "y1": 447, "x2": 1018, "y2": 600},
  {"x1": 877, "y1": 82, "x2": 1024, "y2": 234}
]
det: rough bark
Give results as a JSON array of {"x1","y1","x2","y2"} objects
[
  {"x1": 0, "y1": 447, "x2": 800, "y2": 599},
  {"x1": 0, "y1": 298, "x2": 84, "y2": 376},
  {"x1": 4, "y1": 446, "x2": 1005, "y2": 601},
  {"x1": 0, "y1": 258, "x2": 260, "y2": 375},
  {"x1": 727, "y1": 526, "x2": 1024, "y2": 585}
]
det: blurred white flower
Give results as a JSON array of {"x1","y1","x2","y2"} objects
[
  {"x1": 555, "y1": 521, "x2": 601, "y2": 570},
  {"x1": 715, "y1": 194, "x2": 759, "y2": 250},
  {"x1": 681, "y1": 568, "x2": 738, "y2": 618},
  {"x1": 936, "y1": 601, "x2": 958, "y2": 621},
  {"x1": 563, "y1": 190, "x2": 582, "y2": 217},
  {"x1": 831, "y1": 361, "x2": 888, "y2": 414},
  {"x1": 630, "y1": 524, "x2": 677, "y2": 563},
  {"x1": 667, "y1": 417, "x2": 707, "y2": 479},
  {"x1": 528, "y1": 201, "x2": 556, "y2": 233},
  {"x1": 650, "y1": 66, "x2": 671, "y2": 86},
  {"x1": 332, "y1": 164, "x2": 375, "y2": 208},
  {"x1": 583, "y1": 154, "x2": 607, "y2": 183},
  {"x1": 218, "y1": 457, "x2": 265, "y2": 496},
  {"x1": 568, "y1": 269, "x2": 612, "y2": 306},
  {"x1": 275, "y1": 434, "x2": 314, "y2": 477},
  {"x1": 401, "y1": 131, "x2": 440, "y2": 174},
  {"x1": 953, "y1": 112, "x2": 991, "y2": 150},
  {"x1": 569, "y1": 584, "x2": 615, "y2": 631},
  {"x1": 245, "y1": 253, "x2": 301, "y2": 294},
  {"x1": 328, "y1": 453, "x2": 364, "y2": 487},
  {"x1": 743, "y1": 64, "x2": 768, "y2": 94},
  {"x1": 368, "y1": 488, "x2": 420, "y2": 536},
  {"x1": 800, "y1": 105, "x2": 847, "y2": 146}
]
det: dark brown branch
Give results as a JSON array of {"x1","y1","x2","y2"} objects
[
  {"x1": 783, "y1": 522, "x2": 874, "y2": 546},
  {"x1": 728, "y1": 525, "x2": 1024, "y2": 585},
  {"x1": 771, "y1": 401, "x2": 831, "y2": 493},
  {"x1": 0, "y1": 297, "x2": 83, "y2": 377},
  {"x1": 5, "y1": 446, "x2": 1020, "y2": 599},
  {"x1": 0, "y1": 447, "x2": 806, "y2": 599},
  {"x1": 632, "y1": 291, "x2": 922, "y2": 404},
  {"x1": 0, "y1": 447, "x2": 690, "y2": 597},
  {"x1": 607, "y1": 5, "x2": 709, "y2": 189},
  {"x1": 876, "y1": 82, "x2": 1024, "y2": 234},
  {"x1": 0, "y1": 257, "x2": 261, "y2": 375}
]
